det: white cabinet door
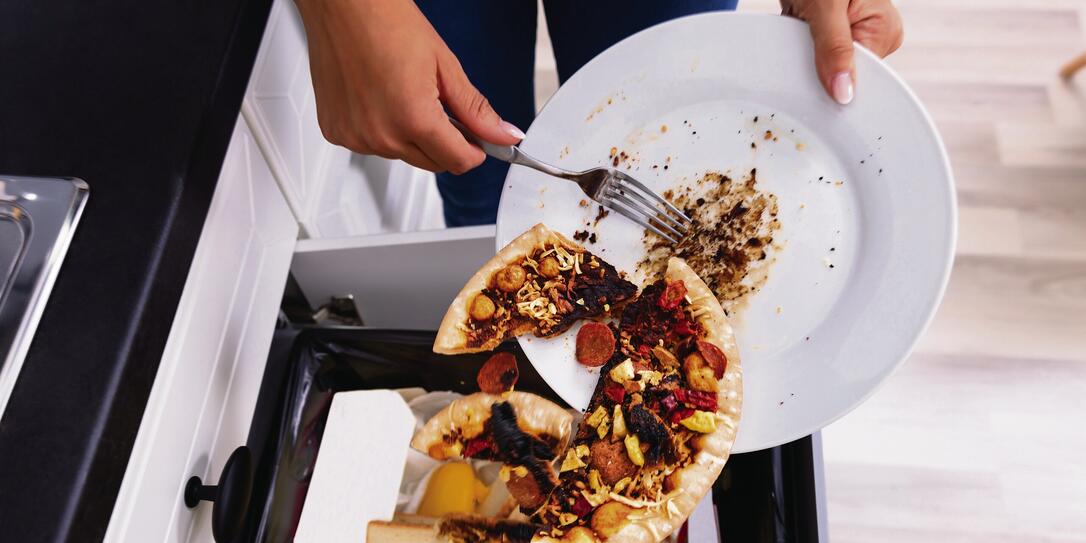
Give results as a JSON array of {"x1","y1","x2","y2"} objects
[{"x1": 104, "y1": 118, "x2": 298, "y2": 543}]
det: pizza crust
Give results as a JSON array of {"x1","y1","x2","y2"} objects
[
  {"x1": 410, "y1": 391, "x2": 574, "y2": 458},
  {"x1": 433, "y1": 223, "x2": 582, "y2": 354},
  {"x1": 606, "y1": 257, "x2": 743, "y2": 543}
]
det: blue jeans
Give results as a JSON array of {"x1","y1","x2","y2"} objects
[{"x1": 417, "y1": 0, "x2": 740, "y2": 227}]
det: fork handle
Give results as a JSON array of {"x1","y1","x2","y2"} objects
[{"x1": 448, "y1": 118, "x2": 575, "y2": 180}]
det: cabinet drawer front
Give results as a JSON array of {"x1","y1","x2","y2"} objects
[
  {"x1": 105, "y1": 119, "x2": 297, "y2": 543},
  {"x1": 291, "y1": 226, "x2": 495, "y2": 330}
]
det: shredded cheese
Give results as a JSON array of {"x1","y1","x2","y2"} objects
[{"x1": 608, "y1": 488, "x2": 685, "y2": 510}]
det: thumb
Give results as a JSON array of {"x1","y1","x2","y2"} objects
[
  {"x1": 438, "y1": 55, "x2": 524, "y2": 145},
  {"x1": 806, "y1": 1, "x2": 856, "y2": 105}
]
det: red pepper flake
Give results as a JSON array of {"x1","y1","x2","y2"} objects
[
  {"x1": 673, "y1": 315, "x2": 696, "y2": 337},
  {"x1": 674, "y1": 389, "x2": 718, "y2": 411},
  {"x1": 637, "y1": 344, "x2": 652, "y2": 359},
  {"x1": 603, "y1": 382, "x2": 626, "y2": 404},
  {"x1": 463, "y1": 437, "x2": 495, "y2": 458},
  {"x1": 658, "y1": 280, "x2": 687, "y2": 310},
  {"x1": 669, "y1": 407, "x2": 696, "y2": 425},
  {"x1": 572, "y1": 494, "x2": 594, "y2": 517}
]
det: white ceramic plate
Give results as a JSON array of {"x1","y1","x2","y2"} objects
[{"x1": 496, "y1": 13, "x2": 955, "y2": 452}]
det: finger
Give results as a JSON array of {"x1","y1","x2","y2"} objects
[
  {"x1": 358, "y1": 132, "x2": 444, "y2": 172},
  {"x1": 413, "y1": 116, "x2": 487, "y2": 175},
  {"x1": 398, "y1": 143, "x2": 445, "y2": 173},
  {"x1": 806, "y1": 0, "x2": 856, "y2": 105},
  {"x1": 436, "y1": 53, "x2": 525, "y2": 146},
  {"x1": 853, "y1": 12, "x2": 904, "y2": 58}
]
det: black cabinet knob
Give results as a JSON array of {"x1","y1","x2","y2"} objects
[{"x1": 184, "y1": 446, "x2": 253, "y2": 543}]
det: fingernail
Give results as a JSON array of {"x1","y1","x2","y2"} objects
[
  {"x1": 832, "y1": 72, "x2": 854, "y2": 105},
  {"x1": 500, "y1": 120, "x2": 526, "y2": 140}
]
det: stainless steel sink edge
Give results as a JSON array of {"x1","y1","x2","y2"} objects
[{"x1": 0, "y1": 176, "x2": 89, "y2": 416}]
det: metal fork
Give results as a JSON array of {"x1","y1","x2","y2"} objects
[{"x1": 450, "y1": 119, "x2": 692, "y2": 244}]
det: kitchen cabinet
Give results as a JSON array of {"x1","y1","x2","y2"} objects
[
  {"x1": 105, "y1": 112, "x2": 297, "y2": 543},
  {"x1": 105, "y1": 1, "x2": 478, "y2": 540}
]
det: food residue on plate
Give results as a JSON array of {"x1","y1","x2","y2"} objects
[
  {"x1": 637, "y1": 170, "x2": 781, "y2": 316},
  {"x1": 585, "y1": 91, "x2": 627, "y2": 121},
  {"x1": 608, "y1": 147, "x2": 640, "y2": 169},
  {"x1": 573, "y1": 230, "x2": 598, "y2": 244},
  {"x1": 594, "y1": 205, "x2": 610, "y2": 226}
]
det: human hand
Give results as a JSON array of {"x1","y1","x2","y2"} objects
[
  {"x1": 295, "y1": 0, "x2": 524, "y2": 173},
  {"x1": 782, "y1": 0, "x2": 904, "y2": 104}
]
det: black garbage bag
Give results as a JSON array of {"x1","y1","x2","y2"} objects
[{"x1": 239, "y1": 328, "x2": 820, "y2": 543}]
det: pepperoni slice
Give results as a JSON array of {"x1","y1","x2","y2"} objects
[
  {"x1": 575, "y1": 322, "x2": 615, "y2": 367},
  {"x1": 658, "y1": 280, "x2": 687, "y2": 310},
  {"x1": 477, "y1": 352, "x2": 519, "y2": 394},
  {"x1": 696, "y1": 340, "x2": 728, "y2": 379}
]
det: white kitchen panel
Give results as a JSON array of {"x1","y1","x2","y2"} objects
[
  {"x1": 242, "y1": 0, "x2": 446, "y2": 239},
  {"x1": 104, "y1": 118, "x2": 298, "y2": 543},
  {"x1": 354, "y1": 155, "x2": 446, "y2": 233},
  {"x1": 291, "y1": 225, "x2": 494, "y2": 330},
  {"x1": 241, "y1": 0, "x2": 361, "y2": 238}
]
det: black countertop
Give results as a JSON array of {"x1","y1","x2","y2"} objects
[{"x1": 0, "y1": 0, "x2": 272, "y2": 539}]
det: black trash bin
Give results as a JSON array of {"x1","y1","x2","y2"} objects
[{"x1": 230, "y1": 328, "x2": 825, "y2": 543}]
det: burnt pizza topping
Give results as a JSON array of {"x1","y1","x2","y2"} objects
[
  {"x1": 461, "y1": 242, "x2": 637, "y2": 348},
  {"x1": 529, "y1": 278, "x2": 729, "y2": 537},
  {"x1": 489, "y1": 402, "x2": 558, "y2": 462},
  {"x1": 619, "y1": 281, "x2": 702, "y2": 351},
  {"x1": 438, "y1": 514, "x2": 541, "y2": 543}
]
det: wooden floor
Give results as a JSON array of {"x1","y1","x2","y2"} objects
[{"x1": 531, "y1": 1, "x2": 1086, "y2": 540}]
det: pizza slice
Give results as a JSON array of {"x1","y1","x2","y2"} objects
[
  {"x1": 411, "y1": 391, "x2": 573, "y2": 513},
  {"x1": 434, "y1": 224, "x2": 638, "y2": 354},
  {"x1": 412, "y1": 391, "x2": 572, "y2": 463},
  {"x1": 526, "y1": 257, "x2": 743, "y2": 542}
]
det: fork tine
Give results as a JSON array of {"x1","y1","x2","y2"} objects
[
  {"x1": 613, "y1": 172, "x2": 693, "y2": 225},
  {"x1": 606, "y1": 185, "x2": 688, "y2": 234},
  {"x1": 603, "y1": 196, "x2": 680, "y2": 244},
  {"x1": 605, "y1": 187, "x2": 685, "y2": 239}
]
